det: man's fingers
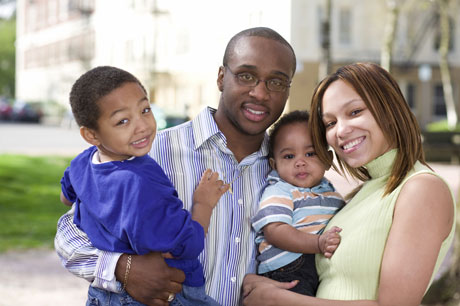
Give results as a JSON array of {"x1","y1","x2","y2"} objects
[
  {"x1": 147, "y1": 298, "x2": 168, "y2": 306},
  {"x1": 168, "y1": 266, "x2": 186, "y2": 283},
  {"x1": 167, "y1": 280, "x2": 183, "y2": 294}
]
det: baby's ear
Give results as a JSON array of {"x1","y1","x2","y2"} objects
[
  {"x1": 325, "y1": 150, "x2": 334, "y2": 170},
  {"x1": 269, "y1": 157, "x2": 276, "y2": 170},
  {"x1": 80, "y1": 126, "x2": 100, "y2": 146}
]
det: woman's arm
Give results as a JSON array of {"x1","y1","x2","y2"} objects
[
  {"x1": 243, "y1": 174, "x2": 454, "y2": 306},
  {"x1": 243, "y1": 274, "x2": 377, "y2": 306},
  {"x1": 376, "y1": 173, "x2": 453, "y2": 305}
]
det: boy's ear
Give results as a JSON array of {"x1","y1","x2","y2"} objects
[
  {"x1": 269, "y1": 157, "x2": 276, "y2": 170},
  {"x1": 80, "y1": 126, "x2": 100, "y2": 146}
]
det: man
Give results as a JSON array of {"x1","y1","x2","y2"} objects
[{"x1": 55, "y1": 27, "x2": 296, "y2": 306}]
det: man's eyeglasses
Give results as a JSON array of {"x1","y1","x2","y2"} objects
[{"x1": 224, "y1": 65, "x2": 291, "y2": 92}]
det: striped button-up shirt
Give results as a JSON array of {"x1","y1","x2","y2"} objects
[{"x1": 55, "y1": 107, "x2": 271, "y2": 306}]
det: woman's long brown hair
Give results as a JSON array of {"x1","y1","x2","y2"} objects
[{"x1": 309, "y1": 62, "x2": 428, "y2": 196}]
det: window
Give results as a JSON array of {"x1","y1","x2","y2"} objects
[
  {"x1": 339, "y1": 7, "x2": 351, "y2": 45},
  {"x1": 433, "y1": 84, "x2": 447, "y2": 116},
  {"x1": 48, "y1": 0, "x2": 58, "y2": 24},
  {"x1": 406, "y1": 83, "x2": 415, "y2": 109}
]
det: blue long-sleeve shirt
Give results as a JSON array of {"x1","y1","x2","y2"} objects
[{"x1": 61, "y1": 146, "x2": 205, "y2": 286}]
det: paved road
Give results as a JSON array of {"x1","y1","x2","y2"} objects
[
  {"x1": 0, "y1": 122, "x2": 458, "y2": 306},
  {"x1": 0, "y1": 249, "x2": 88, "y2": 306},
  {"x1": 0, "y1": 122, "x2": 90, "y2": 156},
  {"x1": 1, "y1": 122, "x2": 458, "y2": 195}
]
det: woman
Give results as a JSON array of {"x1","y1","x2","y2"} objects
[{"x1": 242, "y1": 62, "x2": 456, "y2": 306}]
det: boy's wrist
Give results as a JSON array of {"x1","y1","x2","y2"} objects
[{"x1": 193, "y1": 201, "x2": 215, "y2": 211}]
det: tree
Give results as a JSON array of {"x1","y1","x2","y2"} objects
[
  {"x1": 380, "y1": 0, "x2": 399, "y2": 72},
  {"x1": 318, "y1": 0, "x2": 332, "y2": 80},
  {"x1": 0, "y1": 16, "x2": 15, "y2": 98},
  {"x1": 437, "y1": 0, "x2": 458, "y2": 129}
]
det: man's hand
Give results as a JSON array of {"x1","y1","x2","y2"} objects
[{"x1": 115, "y1": 252, "x2": 185, "y2": 306}]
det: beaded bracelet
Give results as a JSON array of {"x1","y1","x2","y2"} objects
[{"x1": 122, "y1": 255, "x2": 132, "y2": 291}]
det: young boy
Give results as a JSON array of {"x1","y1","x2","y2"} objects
[
  {"x1": 59, "y1": 66, "x2": 229, "y2": 306},
  {"x1": 251, "y1": 110, "x2": 345, "y2": 296}
]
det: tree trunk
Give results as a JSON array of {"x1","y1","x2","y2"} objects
[
  {"x1": 381, "y1": 0, "x2": 398, "y2": 72},
  {"x1": 438, "y1": 0, "x2": 458, "y2": 129},
  {"x1": 318, "y1": 0, "x2": 332, "y2": 80}
]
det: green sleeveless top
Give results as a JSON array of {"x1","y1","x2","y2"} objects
[{"x1": 316, "y1": 149, "x2": 456, "y2": 299}]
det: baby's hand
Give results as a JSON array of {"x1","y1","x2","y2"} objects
[
  {"x1": 318, "y1": 226, "x2": 342, "y2": 258},
  {"x1": 193, "y1": 169, "x2": 230, "y2": 209}
]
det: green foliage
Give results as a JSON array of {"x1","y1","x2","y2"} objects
[
  {"x1": 0, "y1": 155, "x2": 72, "y2": 252},
  {"x1": 0, "y1": 17, "x2": 15, "y2": 97},
  {"x1": 426, "y1": 120, "x2": 460, "y2": 132}
]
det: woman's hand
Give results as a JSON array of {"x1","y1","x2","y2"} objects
[{"x1": 242, "y1": 274, "x2": 298, "y2": 306}]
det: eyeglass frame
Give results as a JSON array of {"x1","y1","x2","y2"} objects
[{"x1": 223, "y1": 65, "x2": 291, "y2": 93}]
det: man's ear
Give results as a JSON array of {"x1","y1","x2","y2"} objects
[
  {"x1": 269, "y1": 157, "x2": 276, "y2": 170},
  {"x1": 80, "y1": 126, "x2": 100, "y2": 146},
  {"x1": 217, "y1": 66, "x2": 225, "y2": 92}
]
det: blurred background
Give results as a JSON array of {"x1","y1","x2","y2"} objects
[
  {"x1": 0, "y1": 0, "x2": 459, "y2": 305},
  {"x1": 0, "y1": 0, "x2": 458, "y2": 158}
]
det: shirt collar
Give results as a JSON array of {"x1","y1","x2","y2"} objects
[
  {"x1": 267, "y1": 169, "x2": 335, "y2": 193},
  {"x1": 192, "y1": 107, "x2": 221, "y2": 150},
  {"x1": 191, "y1": 106, "x2": 269, "y2": 158}
]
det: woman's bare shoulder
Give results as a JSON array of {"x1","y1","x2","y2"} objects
[{"x1": 396, "y1": 173, "x2": 454, "y2": 237}]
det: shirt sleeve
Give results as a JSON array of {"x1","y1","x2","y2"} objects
[
  {"x1": 251, "y1": 183, "x2": 294, "y2": 233},
  {"x1": 60, "y1": 166, "x2": 77, "y2": 203},
  {"x1": 54, "y1": 205, "x2": 123, "y2": 292},
  {"x1": 118, "y1": 170, "x2": 205, "y2": 258}
]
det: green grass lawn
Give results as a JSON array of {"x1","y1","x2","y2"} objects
[{"x1": 0, "y1": 155, "x2": 72, "y2": 252}]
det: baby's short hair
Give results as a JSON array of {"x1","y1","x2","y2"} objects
[
  {"x1": 69, "y1": 66, "x2": 147, "y2": 130},
  {"x1": 268, "y1": 110, "x2": 310, "y2": 159}
]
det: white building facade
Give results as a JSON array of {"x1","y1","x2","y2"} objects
[{"x1": 16, "y1": 0, "x2": 460, "y2": 128}]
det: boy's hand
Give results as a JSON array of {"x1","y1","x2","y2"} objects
[
  {"x1": 193, "y1": 169, "x2": 230, "y2": 208},
  {"x1": 318, "y1": 226, "x2": 342, "y2": 258}
]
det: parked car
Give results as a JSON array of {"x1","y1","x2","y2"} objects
[
  {"x1": 150, "y1": 104, "x2": 189, "y2": 130},
  {"x1": 0, "y1": 100, "x2": 13, "y2": 120},
  {"x1": 11, "y1": 101, "x2": 44, "y2": 123}
]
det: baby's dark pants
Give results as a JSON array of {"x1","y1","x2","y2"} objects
[{"x1": 261, "y1": 254, "x2": 318, "y2": 296}]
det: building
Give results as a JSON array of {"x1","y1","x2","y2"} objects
[{"x1": 16, "y1": 0, "x2": 460, "y2": 128}]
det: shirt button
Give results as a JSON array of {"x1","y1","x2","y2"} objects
[
  {"x1": 102, "y1": 282, "x2": 108, "y2": 289},
  {"x1": 238, "y1": 199, "x2": 243, "y2": 205},
  {"x1": 230, "y1": 276, "x2": 236, "y2": 283},
  {"x1": 235, "y1": 237, "x2": 240, "y2": 243}
]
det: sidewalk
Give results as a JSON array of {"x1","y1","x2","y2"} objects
[{"x1": 0, "y1": 249, "x2": 88, "y2": 306}]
